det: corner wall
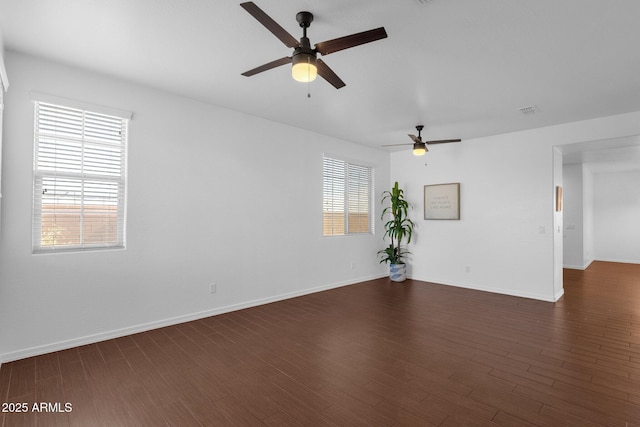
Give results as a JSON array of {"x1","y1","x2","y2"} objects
[
  {"x1": 561, "y1": 163, "x2": 639, "y2": 268},
  {"x1": 593, "y1": 169, "x2": 640, "y2": 263},
  {"x1": 583, "y1": 165, "x2": 595, "y2": 265},
  {"x1": 563, "y1": 163, "x2": 586, "y2": 269},
  {"x1": 0, "y1": 51, "x2": 390, "y2": 362},
  {"x1": 390, "y1": 111, "x2": 640, "y2": 302}
]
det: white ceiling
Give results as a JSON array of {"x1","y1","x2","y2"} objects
[
  {"x1": 561, "y1": 135, "x2": 640, "y2": 173},
  {"x1": 1, "y1": 0, "x2": 640, "y2": 153}
]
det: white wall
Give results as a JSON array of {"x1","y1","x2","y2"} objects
[
  {"x1": 583, "y1": 164, "x2": 595, "y2": 264},
  {"x1": 390, "y1": 111, "x2": 640, "y2": 302},
  {"x1": 0, "y1": 28, "x2": 6, "y2": 84},
  {"x1": 552, "y1": 148, "x2": 563, "y2": 299},
  {"x1": 0, "y1": 51, "x2": 390, "y2": 362},
  {"x1": 0, "y1": 29, "x2": 6, "y2": 239},
  {"x1": 562, "y1": 163, "x2": 638, "y2": 268},
  {"x1": 563, "y1": 163, "x2": 585, "y2": 268},
  {"x1": 593, "y1": 170, "x2": 640, "y2": 263},
  {"x1": 3, "y1": 50, "x2": 640, "y2": 363}
]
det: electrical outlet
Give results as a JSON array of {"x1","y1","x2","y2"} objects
[
  {"x1": 209, "y1": 283, "x2": 216, "y2": 294},
  {"x1": 465, "y1": 266, "x2": 471, "y2": 273},
  {"x1": 350, "y1": 262, "x2": 355, "y2": 270}
]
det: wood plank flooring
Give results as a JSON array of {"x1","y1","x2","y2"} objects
[{"x1": 2, "y1": 261, "x2": 640, "y2": 426}]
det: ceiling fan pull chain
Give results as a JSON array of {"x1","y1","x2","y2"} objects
[{"x1": 307, "y1": 56, "x2": 312, "y2": 98}]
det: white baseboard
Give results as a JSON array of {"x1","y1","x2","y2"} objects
[
  {"x1": 0, "y1": 274, "x2": 386, "y2": 364},
  {"x1": 594, "y1": 257, "x2": 640, "y2": 265},
  {"x1": 563, "y1": 258, "x2": 594, "y2": 270},
  {"x1": 553, "y1": 288, "x2": 565, "y2": 302},
  {"x1": 410, "y1": 276, "x2": 560, "y2": 303}
]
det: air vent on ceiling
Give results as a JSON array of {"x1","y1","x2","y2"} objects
[
  {"x1": 415, "y1": 0, "x2": 433, "y2": 4},
  {"x1": 519, "y1": 105, "x2": 540, "y2": 115}
]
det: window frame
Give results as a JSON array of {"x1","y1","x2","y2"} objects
[
  {"x1": 322, "y1": 154, "x2": 375, "y2": 237},
  {"x1": 31, "y1": 94, "x2": 131, "y2": 254}
]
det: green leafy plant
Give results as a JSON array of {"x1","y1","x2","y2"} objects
[{"x1": 378, "y1": 181, "x2": 416, "y2": 265}]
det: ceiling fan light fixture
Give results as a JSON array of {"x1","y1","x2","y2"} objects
[
  {"x1": 413, "y1": 141, "x2": 427, "y2": 156},
  {"x1": 291, "y1": 52, "x2": 317, "y2": 82}
]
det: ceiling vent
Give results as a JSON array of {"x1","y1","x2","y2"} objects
[
  {"x1": 415, "y1": 0, "x2": 433, "y2": 4},
  {"x1": 519, "y1": 105, "x2": 540, "y2": 115}
]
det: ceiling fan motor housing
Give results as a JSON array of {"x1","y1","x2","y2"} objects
[
  {"x1": 292, "y1": 11, "x2": 317, "y2": 82},
  {"x1": 292, "y1": 36, "x2": 316, "y2": 61}
]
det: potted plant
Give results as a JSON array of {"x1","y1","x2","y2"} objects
[{"x1": 378, "y1": 181, "x2": 416, "y2": 282}]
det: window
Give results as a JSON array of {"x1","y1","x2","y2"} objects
[
  {"x1": 323, "y1": 156, "x2": 374, "y2": 236},
  {"x1": 32, "y1": 100, "x2": 129, "y2": 253}
]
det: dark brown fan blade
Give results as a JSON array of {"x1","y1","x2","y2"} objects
[
  {"x1": 425, "y1": 139, "x2": 462, "y2": 144},
  {"x1": 240, "y1": 2, "x2": 299, "y2": 48},
  {"x1": 381, "y1": 143, "x2": 413, "y2": 147},
  {"x1": 316, "y1": 59, "x2": 346, "y2": 89},
  {"x1": 408, "y1": 134, "x2": 421, "y2": 144},
  {"x1": 241, "y1": 57, "x2": 292, "y2": 77},
  {"x1": 315, "y1": 27, "x2": 387, "y2": 56}
]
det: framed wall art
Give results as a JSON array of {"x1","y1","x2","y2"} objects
[{"x1": 424, "y1": 183, "x2": 460, "y2": 220}]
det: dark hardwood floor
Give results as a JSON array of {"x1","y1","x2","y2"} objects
[{"x1": 2, "y1": 261, "x2": 640, "y2": 426}]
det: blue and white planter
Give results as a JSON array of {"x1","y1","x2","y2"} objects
[{"x1": 389, "y1": 263, "x2": 407, "y2": 282}]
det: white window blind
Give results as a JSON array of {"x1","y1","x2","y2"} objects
[
  {"x1": 32, "y1": 101, "x2": 128, "y2": 253},
  {"x1": 323, "y1": 156, "x2": 374, "y2": 236}
]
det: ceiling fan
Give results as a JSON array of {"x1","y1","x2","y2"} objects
[
  {"x1": 383, "y1": 125, "x2": 461, "y2": 156},
  {"x1": 240, "y1": 2, "x2": 387, "y2": 89}
]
